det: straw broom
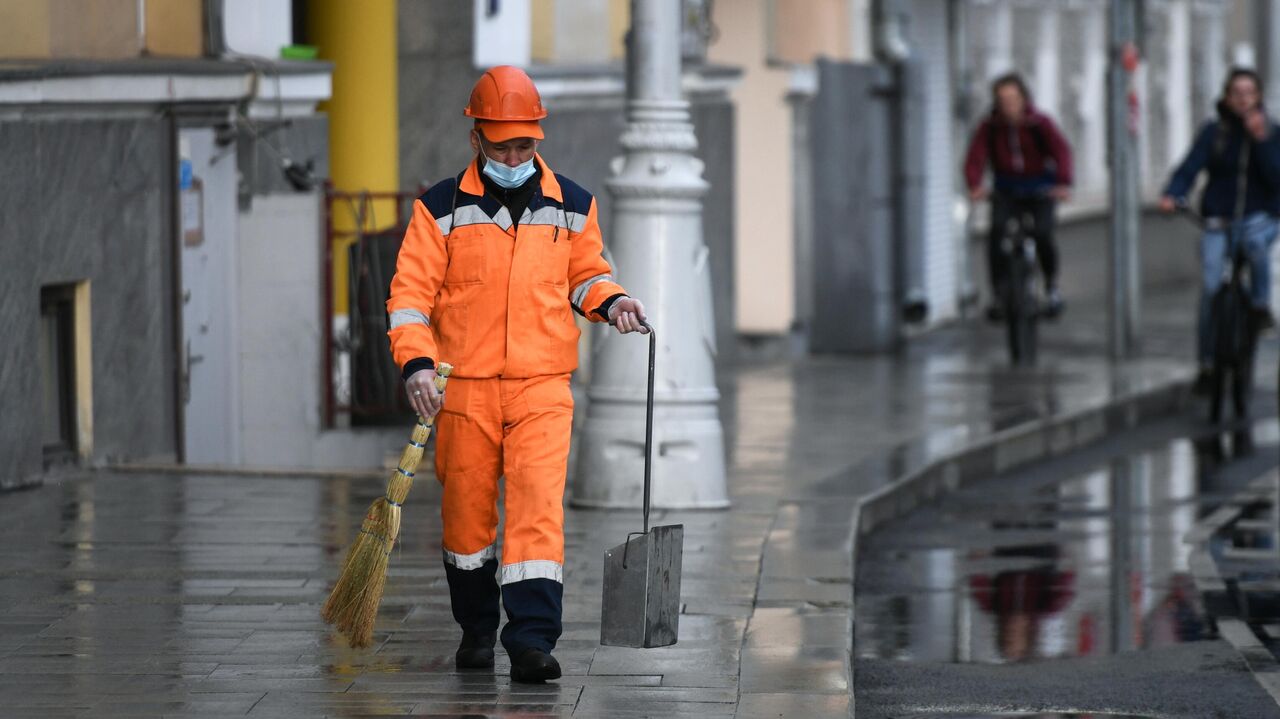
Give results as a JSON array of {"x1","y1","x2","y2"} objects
[{"x1": 322, "y1": 362, "x2": 452, "y2": 648}]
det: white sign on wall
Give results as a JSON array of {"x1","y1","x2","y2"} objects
[
  {"x1": 223, "y1": 0, "x2": 293, "y2": 58},
  {"x1": 474, "y1": 0, "x2": 532, "y2": 69}
]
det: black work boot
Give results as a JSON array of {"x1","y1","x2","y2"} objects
[
  {"x1": 444, "y1": 558, "x2": 500, "y2": 670},
  {"x1": 510, "y1": 647, "x2": 561, "y2": 683},
  {"x1": 455, "y1": 632, "x2": 496, "y2": 670}
]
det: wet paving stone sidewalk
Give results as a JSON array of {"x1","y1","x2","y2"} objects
[
  {"x1": 855, "y1": 407, "x2": 1280, "y2": 718},
  {"x1": 0, "y1": 305, "x2": 1196, "y2": 718}
]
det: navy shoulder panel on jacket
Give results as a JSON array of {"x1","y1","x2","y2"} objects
[
  {"x1": 554, "y1": 174, "x2": 595, "y2": 214},
  {"x1": 419, "y1": 177, "x2": 457, "y2": 220}
]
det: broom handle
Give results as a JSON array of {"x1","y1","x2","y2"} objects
[
  {"x1": 420, "y1": 368, "x2": 450, "y2": 427},
  {"x1": 642, "y1": 322, "x2": 655, "y2": 534}
]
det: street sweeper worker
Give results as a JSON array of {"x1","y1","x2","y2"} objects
[{"x1": 385, "y1": 65, "x2": 648, "y2": 683}]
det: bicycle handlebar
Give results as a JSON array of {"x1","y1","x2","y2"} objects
[
  {"x1": 1172, "y1": 201, "x2": 1236, "y2": 234},
  {"x1": 1172, "y1": 201, "x2": 1206, "y2": 228},
  {"x1": 1171, "y1": 201, "x2": 1251, "y2": 268}
]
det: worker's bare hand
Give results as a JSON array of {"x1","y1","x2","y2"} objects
[
  {"x1": 405, "y1": 369, "x2": 444, "y2": 419},
  {"x1": 1246, "y1": 108, "x2": 1270, "y2": 141},
  {"x1": 969, "y1": 186, "x2": 989, "y2": 202},
  {"x1": 608, "y1": 297, "x2": 649, "y2": 334},
  {"x1": 1048, "y1": 185, "x2": 1071, "y2": 202},
  {"x1": 1158, "y1": 195, "x2": 1178, "y2": 213}
]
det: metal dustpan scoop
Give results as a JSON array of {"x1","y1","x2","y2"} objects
[{"x1": 601, "y1": 323, "x2": 683, "y2": 648}]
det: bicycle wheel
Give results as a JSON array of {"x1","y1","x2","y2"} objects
[
  {"x1": 1209, "y1": 366, "x2": 1226, "y2": 424},
  {"x1": 1003, "y1": 283, "x2": 1023, "y2": 365},
  {"x1": 1210, "y1": 283, "x2": 1252, "y2": 423},
  {"x1": 1233, "y1": 355, "x2": 1252, "y2": 420},
  {"x1": 1004, "y1": 250, "x2": 1037, "y2": 366},
  {"x1": 1234, "y1": 295, "x2": 1260, "y2": 421},
  {"x1": 1011, "y1": 306, "x2": 1037, "y2": 366}
]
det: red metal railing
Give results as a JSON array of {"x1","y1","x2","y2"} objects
[{"x1": 322, "y1": 182, "x2": 425, "y2": 428}]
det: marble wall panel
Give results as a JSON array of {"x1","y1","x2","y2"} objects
[
  {"x1": 397, "y1": 0, "x2": 477, "y2": 191},
  {"x1": 0, "y1": 122, "x2": 44, "y2": 487},
  {"x1": 0, "y1": 116, "x2": 177, "y2": 487}
]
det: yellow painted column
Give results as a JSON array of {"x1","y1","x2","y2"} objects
[{"x1": 309, "y1": 0, "x2": 399, "y2": 315}]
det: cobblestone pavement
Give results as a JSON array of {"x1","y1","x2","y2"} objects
[{"x1": 0, "y1": 295, "x2": 1199, "y2": 718}]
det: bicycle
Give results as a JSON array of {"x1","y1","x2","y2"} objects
[
  {"x1": 996, "y1": 208, "x2": 1041, "y2": 366},
  {"x1": 1179, "y1": 205, "x2": 1260, "y2": 424}
]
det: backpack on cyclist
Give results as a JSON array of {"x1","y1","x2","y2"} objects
[{"x1": 985, "y1": 119, "x2": 1055, "y2": 176}]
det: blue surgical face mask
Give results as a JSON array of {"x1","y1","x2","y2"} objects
[{"x1": 482, "y1": 155, "x2": 537, "y2": 189}]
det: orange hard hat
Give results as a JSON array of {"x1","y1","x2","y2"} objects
[{"x1": 465, "y1": 65, "x2": 547, "y2": 142}]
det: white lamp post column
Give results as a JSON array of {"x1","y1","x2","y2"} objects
[{"x1": 570, "y1": 0, "x2": 728, "y2": 510}]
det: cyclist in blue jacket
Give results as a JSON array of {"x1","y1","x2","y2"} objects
[{"x1": 1161, "y1": 68, "x2": 1280, "y2": 389}]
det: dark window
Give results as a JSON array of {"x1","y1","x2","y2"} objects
[
  {"x1": 40, "y1": 284, "x2": 77, "y2": 464},
  {"x1": 292, "y1": 0, "x2": 308, "y2": 44}
]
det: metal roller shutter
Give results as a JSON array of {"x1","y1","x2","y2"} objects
[{"x1": 911, "y1": 0, "x2": 959, "y2": 323}]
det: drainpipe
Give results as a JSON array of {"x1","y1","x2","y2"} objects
[
  {"x1": 1257, "y1": 1, "x2": 1280, "y2": 118},
  {"x1": 1107, "y1": 0, "x2": 1142, "y2": 359},
  {"x1": 872, "y1": 0, "x2": 928, "y2": 325},
  {"x1": 308, "y1": 0, "x2": 399, "y2": 318},
  {"x1": 872, "y1": 0, "x2": 910, "y2": 64}
]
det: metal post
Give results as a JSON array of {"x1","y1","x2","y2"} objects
[
  {"x1": 570, "y1": 0, "x2": 728, "y2": 510},
  {"x1": 949, "y1": 0, "x2": 978, "y2": 313},
  {"x1": 788, "y1": 65, "x2": 817, "y2": 343},
  {"x1": 895, "y1": 59, "x2": 928, "y2": 324},
  {"x1": 1257, "y1": 1, "x2": 1280, "y2": 111},
  {"x1": 1107, "y1": 0, "x2": 1142, "y2": 360},
  {"x1": 1108, "y1": 456, "x2": 1135, "y2": 654}
]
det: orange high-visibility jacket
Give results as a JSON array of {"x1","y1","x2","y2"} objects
[{"x1": 387, "y1": 154, "x2": 627, "y2": 379}]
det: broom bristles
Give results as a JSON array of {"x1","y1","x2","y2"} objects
[
  {"x1": 320, "y1": 498, "x2": 394, "y2": 646},
  {"x1": 322, "y1": 363, "x2": 452, "y2": 649}
]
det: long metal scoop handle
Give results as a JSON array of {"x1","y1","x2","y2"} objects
[{"x1": 642, "y1": 321, "x2": 656, "y2": 534}]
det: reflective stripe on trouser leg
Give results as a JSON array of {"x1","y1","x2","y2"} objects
[
  {"x1": 497, "y1": 373, "x2": 573, "y2": 654},
  {"x1": 434, "y1": 377, "x2": 504, "y2": 637},
  {"x1": 444, "y1": 542, "x2": 496, "y2": 570}
]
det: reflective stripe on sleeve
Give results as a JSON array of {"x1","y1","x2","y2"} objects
[
  {"x1": 571, "y1": 274, "x2": 614, "y2": 308},
  {"x1": 389, "y1": 309, "x2": 430, "y2": 330}
]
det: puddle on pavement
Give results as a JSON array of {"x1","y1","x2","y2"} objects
[
  {"x1": 856, "y1": 421, "x2": 1279, "y2": 665},
  {"x1": 902, "y1": 714, "x2": 1157, "y2": 718}
]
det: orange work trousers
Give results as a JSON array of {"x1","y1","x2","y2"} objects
[{"x1": 433, "y1": 373, "x2": 573, "y2": 585}]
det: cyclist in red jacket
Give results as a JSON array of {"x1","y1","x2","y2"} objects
[{"x1": 964, "y1": 73, "x2": 1074, "y2": 321}]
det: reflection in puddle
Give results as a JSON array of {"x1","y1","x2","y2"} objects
[
  {"x1": 854, "y1": 433, "x2": 1249, "y2": 664},
  {"x1": 903, "y1": 714, "x2": 1157, "y2": 718}
]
